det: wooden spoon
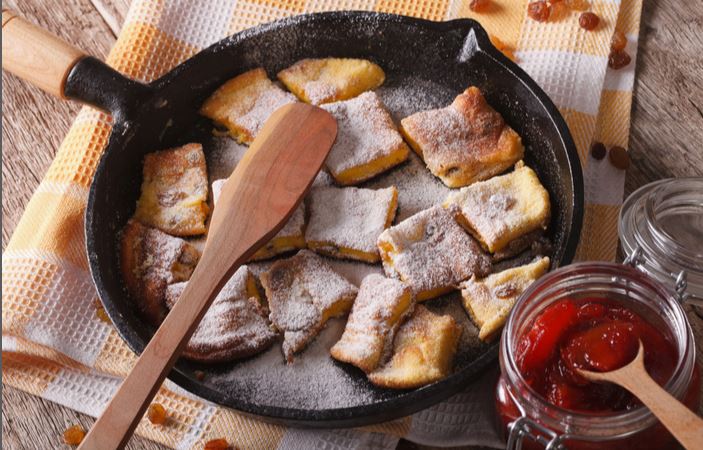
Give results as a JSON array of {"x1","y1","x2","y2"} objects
[
  {"x1": 79, "y1": 103, "x2": 337, "y2": 449},
  {"x1": 577, "y1": 340, "x2": 703, "y2": 450}
]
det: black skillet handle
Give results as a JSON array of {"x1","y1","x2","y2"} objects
[{"x1": 2, "y1": 8, "x2": 150, "y2": 120}]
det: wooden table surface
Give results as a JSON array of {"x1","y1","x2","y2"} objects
[{"x1": 2, "y1": 1, "x2": 702, "y2": 449}]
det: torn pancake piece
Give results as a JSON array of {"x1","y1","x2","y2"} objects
[
  {"x1": 331, "y1": 274, "x2": 414, "y2": 373},
  {"x1": 305, "y1": 186, "x2": 398, "y2": 263},
  {"x1": 260, "y1": 250, "x2": 358, "y2": 362},
  {"x1": 368, "y1": 305, "x2": 461, "y2": 389},
  {"x1": 377, "y1": 205, "x2": 491, "y2": 301},
  {"x1": 200, "y1": 68, "x2": 297, "y2": 144},
  {"x1": 165, "y1": 266, "x2": 276, "y2": 363},
  {"x1": 400, "y1": 86, "x2": 523, "y2": 187},
  {"x1": 321, "y1": 91, "x2": 409, "y2": 185},
  {"x1": 443, "y1": 161, "x2": 550, "y2": 253},
  {"x1": 460, "y1": 256, "x2": 550, "y2": 341},
  {"x1": 134, "y1": 143, "x2": 209, "y2": 237},
  {"x1": 277, "y1": 58, "x2": 385, "y2": 105},
  {"x1": 120, "y1": 220, "x2": 200, "y2": 325}
]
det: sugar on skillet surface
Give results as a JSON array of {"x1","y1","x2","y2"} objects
[{"x1": 193, "y1": 75, "x2": 498, "y2": 409}]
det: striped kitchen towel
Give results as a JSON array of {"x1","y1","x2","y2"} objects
[{"x1": 2, "y1": 0, "x2": 642, "y2": 448}]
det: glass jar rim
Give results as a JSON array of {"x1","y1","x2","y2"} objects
[
  {"x1": 619, "y1": 177, "x2": 703, "y2": 304},
  {"x1": 501, "y1": 261, "x2": 695, "y2": 438}
]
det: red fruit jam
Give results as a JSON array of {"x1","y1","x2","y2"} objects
[{"x1": 515, "y1": 298, "x2": 677, "y2": 412}]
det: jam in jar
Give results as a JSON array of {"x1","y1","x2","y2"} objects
[{"x1": 496, "y1": 263, "x2": 700, "y2": 450}]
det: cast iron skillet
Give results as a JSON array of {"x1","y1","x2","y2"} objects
[{"x1": 17, "y1": 11, "x2": 585, "y2": 427}]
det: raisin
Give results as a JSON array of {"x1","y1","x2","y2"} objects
[
  {"x1": 470, "y1": 0, "x2": 490, "y2": 12},
  {"x1": 528, "y1": 1, "x2": 550, "y2": 22},
  {"x1": 608, "y1": 49, "x2": 632, "y2": 69},
  {"x1": 590, "y1": 142, "x2": 606, "y2": 160},
  {"x1": 611, "y1": 30, "x2": 627, "y2": 51},
  {"x1": 608, "y1": 146, "x2": 630, "y2": 170},
  {"x1": 579, "y1": 12, "x2": 599, "y2": 30},
  {"x1": 564, "y1": 0, "x2": 589, "y2": 11},
  {"x1": 147, "y1": 403, "x2": 168, "y2": 425},
  {"x1": 63, "y1": 425, "x2": 86, "y2": 445},
  {"x1": 489, "y1": 35, "x2": 517, "y2": 61},
  {"x1": 549, "y1": 1, "x2": 568, "y2": 21},
  {"x1": 204, "y1": 438, "x2": 231, "y2": 450},
  {"x1": 96, "y1": 306, "x2": 110, "y2": 323}
]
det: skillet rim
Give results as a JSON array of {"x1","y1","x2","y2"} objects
[{"x1": 85, "y1": 10, "x2": 584, "y2": 427}]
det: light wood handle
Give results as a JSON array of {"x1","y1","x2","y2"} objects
[
  {"x1": 612, "y1": 368, "x2": 703, "y2": 450},
  {"x1": 2, "y1": 8, "x2": 86, "y2": 98}
]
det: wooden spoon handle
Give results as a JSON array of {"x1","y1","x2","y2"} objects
[
  {"x1": 2, "y1": 8, "x2": 86, "y2": 98},
  {"x1": 78, "y1": 251, "x2": 245, "y2": 450},
  {"x1": 613, "y1": 369, "x2": 703, "y2": 449}
]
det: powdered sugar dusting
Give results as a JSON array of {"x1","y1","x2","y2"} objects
[
  {"x1": 260, "y1": 250, "x2": 358, "y2": 361},
  {"x1": 207, "y1": 318, "x2": 373, "y2": 409},
  {"x1": 165, "y1": 266, "x2": 276, "y2": 362},
  {"x1": 444, "y1": 164, "x2": 550, "y2": 252},
  {"x1": 183, "y1": 75, "x2": 509, "y2": 409},
  {"x1": 364, "y1": 152, "x2": 451, "y2": 222},
  {"x1": 321, "y1": 91, "x2": 406, "y2": 179},
  {"x1": 205, "y1": 136, "x2": 248, "y2": 182},
  {"x1": 305, "y1": 186, "x2": 397, "y2": 256},
  {"x1": 233, "y1": 86, "x2": 296, "y2": 140},
  {"x1": 376, "y1": 76, "x2": 454, "y2": 123},
  {"x1": 304, "y1": 80, "x2": 337, "y2": 105},
  {"x1": 331, "y1": 274, "x2": 414, "y2": 372},
  {"x1": 377, "y1": 205, "x2": 492, "y2": 297}
]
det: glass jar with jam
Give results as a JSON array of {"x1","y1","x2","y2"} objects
[{"x1": 494, "y1": 178, "x2": 703, "y2": 449}]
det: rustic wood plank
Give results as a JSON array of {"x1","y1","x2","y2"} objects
[
  {"x1": 2, "y1": 0, "x2": 702, "y2": 449},
  {"x1": 626, "y1": 0, "x2": 703, "y2": 195},
  {"x1": 90, "y1": 0, "x2": 131, "y2": 36},
  {"x1": 1, "y1": 0, "x2": 111, "y2": 249},
  {"x1": 2, "y1": 386, "x2": 166, "y2": 450},
  {"x1": 1, "y1": 1, "x2": 165, "y2": 448}
]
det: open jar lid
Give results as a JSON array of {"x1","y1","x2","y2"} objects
[{"x1": 619, "y1": 178, "x2": 703, "y2": 309}]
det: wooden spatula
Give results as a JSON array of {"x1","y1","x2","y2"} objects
[
  {"x1": 79, "y1": 103, "x2": 336, "y2": 449},
  {"x1": 577, "y1": 340, "x2": 703, "y2": 450}
]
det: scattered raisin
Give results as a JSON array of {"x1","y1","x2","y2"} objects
[
  {"x1": 549, "y1": 1, "x2": 569, "y2": 22},
  {"x1": 608, "y1": 146, "x2": 630, "y2": 170},
  {"x1": 194, "y1": 370, "x2": 206, "y2": 381},
  {"x1": 470, "y1": 0, "x2": 490, "y2": 12},
  {"x1": 549, "y1": 1, "x2": 568, "y2": 21},
  {"x1": 204, "y1": 438, "x2": 231, "y2": 450},
  {"x1": 489, "y1": 35, "x2": 517, "y2": 61},
  {"x1": 63, "y1": 425, "x2": 86, "y2": 445},
  {"x1": 564, "y1": 0, "x2": 589, "y2": 11},
  {"x1": 608, "y1": 49, "x2": 632, "y2": 69},
  {"x1": 590, "y1": 142, "x2": 607, "y2": 160},
  {"x1": 96, "y1": 306, "x2": 110, "y2": 323},
  {"x1": 147, "y1": 403, "x2": 168, "y2": 425},
  {"x1": 611, "y1": 30, "x2": 627, "y2": 51},
  {"x1": 579, "y1": 12, "x2": 600, "y2": 30},
  {"x1": 528, "y1": 1, "x2": 550, "y2": 22}
]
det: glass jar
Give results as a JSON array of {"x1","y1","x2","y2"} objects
[
  {"x1": 619, "y1": 178, "x2": 703, "y2": 314},
  {"x1": 495, "y1": 262, "x2": 700, "y2": 450}
]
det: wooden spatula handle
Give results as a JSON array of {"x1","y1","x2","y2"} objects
[
  {"x1": 609, "y1": 368, "x2": 703, "y2": 450},
  {"x1": 2, "y1": 8, "x2": 86, "y2": 98}
]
